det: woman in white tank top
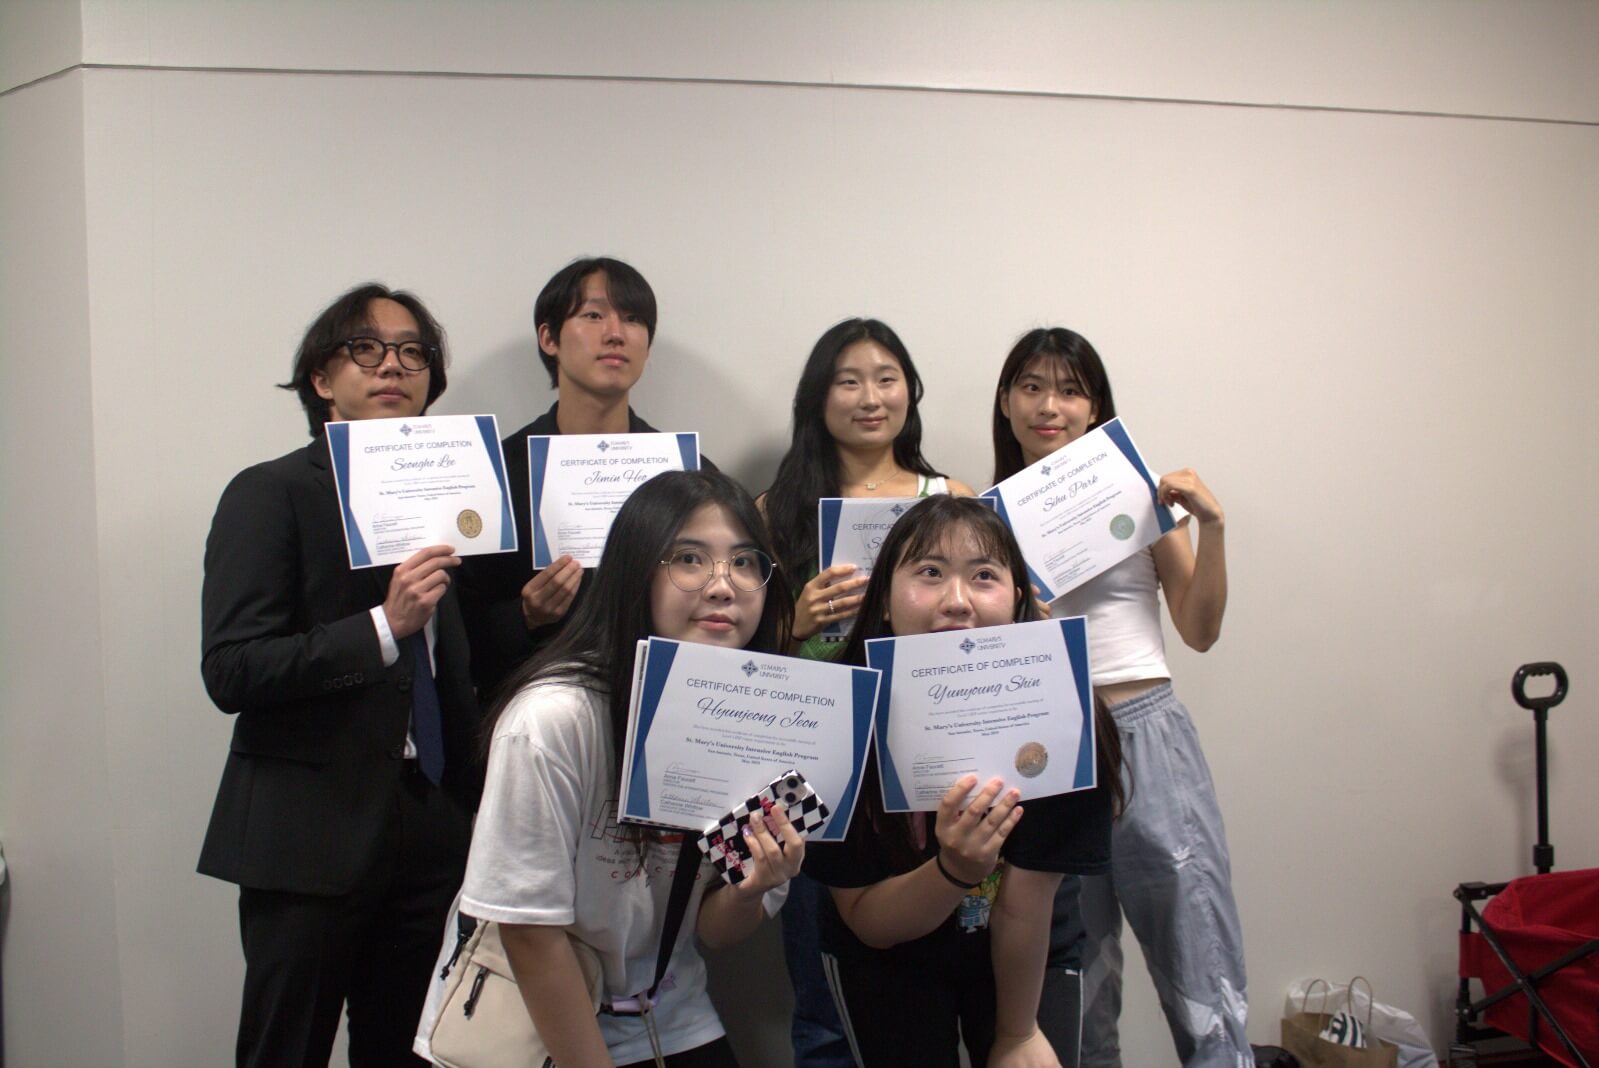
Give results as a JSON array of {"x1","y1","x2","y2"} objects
[{"x1": 988, "y1": 328, "x2": 1249, "y2": 1068}]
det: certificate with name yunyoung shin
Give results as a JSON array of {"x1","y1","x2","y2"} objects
[{"x1": 866, "y1": 618, "x2": 1094, "y2": 812}]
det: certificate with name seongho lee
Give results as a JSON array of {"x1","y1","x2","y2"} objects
[
  {"x1": 865, "y1": 618, "x2": 1094, "y2": 812},
  {"x1": 617, "y1": 638, "x2": 880, "y2": 840},
  {"x1": 981, "y1": 418, "x2": 1176, "y2": 601},
  {"x1": 528, "y1": 432, "x2": 699, "y2": 567},
  {"x1": 325, "y1": 414, "x2": 517, "y2": 569}
]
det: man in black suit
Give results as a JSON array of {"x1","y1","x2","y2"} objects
[
  {"x1": 199, "y1": 284, "x2": 480, "y2": 1067},
  {"x1": 460, "y1": 256, "x2": 711, "y2": 699}
]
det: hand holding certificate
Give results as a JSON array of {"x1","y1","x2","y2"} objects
[
  {"x1": 326, "y1": 414, "x2": 516, "y2": 568},
  {"x1": 981, "y1": 417, "x2": 1176, "y2": 600},
  {"x1": 866, "y1": 618, "x2": 1094, "y2": 811},
  {"x1": 618, "y1": 638, "x2": 880, "y2": 840},
  {"x1": 528, "y1": 432, "x2": 699, "y2": 567}
]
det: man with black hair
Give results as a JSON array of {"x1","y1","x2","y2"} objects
[
  {"x1": 460, "y1": 256, "x2": 711, "y2": 699},
  {"x1": 198, "y1": 284, "x2": 481, "y2": 1067}
]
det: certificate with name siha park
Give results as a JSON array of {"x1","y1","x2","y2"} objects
[
  {"x1": 618, "y1": 638, "x2": 880, "y2": 840},
  {"x1": 528, "y1": 433, "x2": 699, "y2": 567},
  {"x1": 981, "y1": 418, "x2": 1176, "y2": 601},
  {"x1": 866, "y1": 618, "x2": 1094, "y2": 812},
  {"x1": 325, "y1": 414, "x2": 516, "y2": 569}
]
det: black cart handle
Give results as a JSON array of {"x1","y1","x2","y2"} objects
[{"x1": 1512, "y1": 662, "x2": 1567, "y2": 712}]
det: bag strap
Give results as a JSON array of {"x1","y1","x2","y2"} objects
[
  {"x1": 645, "y1": 837, "x2": 701, "y2": 1001},
  {"x1": 1347, "y1": 975, "x2": 1375, "y2": 1029},
  {"x1": 1301, "y1": 977, "x2": 1332, "y2": 1015}
]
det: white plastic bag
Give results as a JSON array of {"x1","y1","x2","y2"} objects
[{"x1": 1284, "y1": 978, "x2": 1438, "y2": 1068}]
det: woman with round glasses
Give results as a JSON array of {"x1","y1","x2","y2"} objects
[
  {"x1": 417, "y1": 470, "x2": 801, "y2": 1068},
  {"x1": 758, "y1": 317, "x2": 972, "y2": 1068}
]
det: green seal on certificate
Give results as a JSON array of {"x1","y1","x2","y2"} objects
[
  {"x1": 456, "y1": 509, "x2": 483, "y2": 538},
  {"x1": 1015, "y1": 742, "x2": 1048, "y2": 778},
  {"x1": 1109, "y1": 513, "x2": 1135, "y2": 541}
]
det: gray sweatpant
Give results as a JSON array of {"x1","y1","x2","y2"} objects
[{"x1": 1079, "y1": 683, "x2": 1251, "y2": 1068}]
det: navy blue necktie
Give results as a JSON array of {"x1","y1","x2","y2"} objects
[{"x1": 407, "y1": 632, "x2": 445, "y2": 785}]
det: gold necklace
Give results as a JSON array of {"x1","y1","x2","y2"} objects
[{"x1": 855, "y1": 469, "x2": 901, "y2": 492}]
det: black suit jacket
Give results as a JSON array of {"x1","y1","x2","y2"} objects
[{"x1": 198, "y1": 441, "x2": 481, "y2": 896}]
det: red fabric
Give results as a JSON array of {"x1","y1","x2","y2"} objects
[{"x1": 1461, "y1": 868, "x2": 1599, "y2": 1067}]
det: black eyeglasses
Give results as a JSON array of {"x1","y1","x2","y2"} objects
[
  {"x1": 659, "y1": 549, "x2": 775, "y2": 593},
  {"x1": 337, "y1": 337, "x2": 437, "y2": 371}
]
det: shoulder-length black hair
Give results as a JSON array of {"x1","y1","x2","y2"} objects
[
  {"x1": 838, "y1": 495, "x2": 1126, "y2": 869},
  {"x1": 278, "y1": 283, "x2": 448, "y2": 438},
  {"x1": 763, "y1": 318, "x2": 944, "y2": 583},
  {"x1": 533, "y1": 256, "x2": 658, "y2": 387},
  {"x1": 991, "y1": 327, "x2": 1116, "y2": 485},
  {"x1": 481, "y1": 469, "x2": 794, "y2": 812}
]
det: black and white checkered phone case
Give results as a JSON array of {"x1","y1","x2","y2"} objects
[{"x1": 697, "y1": 770, "x2": 830, "y2": 885}]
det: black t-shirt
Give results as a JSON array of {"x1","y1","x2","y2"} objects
[{"x1": 804, "y1": 773, "x2": 1112, "y2": 963}]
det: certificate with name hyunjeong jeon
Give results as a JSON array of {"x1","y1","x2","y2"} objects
[
  {"x1": 325, "y1": 414, "x2": 517, "y2": 569},
  {"x1": 981, "y1": 418, "x2": 1176, "y2": 601},
  {"x1": 528, "y1": 432, "x2": 699, "y2": 567},
  {"x1": 866, "y1": 618, "x2": 1094, "y2": 812},
  {"x1": 618, "y1": 638, "x2": 880, "y2": 840}
]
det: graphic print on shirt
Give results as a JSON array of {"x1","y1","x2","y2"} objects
[{"x1": 590, "y1": 799, "x2": 688, "y2": 889}]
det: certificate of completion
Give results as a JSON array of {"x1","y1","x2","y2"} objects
[
  {"x1": 981, "y1": 418, "x2": 1175, "y2": 600},
  {"x1": 618, "y1": 638, "x2": 881, "y2": 840},
  {"x1": 816, "y1": 497, "x2": 919, "y2": 642},
  {"x1": 325, "y1": 414, "x2": 517, "y2": 569},
  {"x1": 865, "y1": 618, "x2": 1093, "y2": 812},
  {"x1": 528, "y1": 433, "x2": 699, "y2": 567}
]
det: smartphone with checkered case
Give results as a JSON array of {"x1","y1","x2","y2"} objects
[{"x1": 696, "y1": 770, "x2": 829, "y2": 885}]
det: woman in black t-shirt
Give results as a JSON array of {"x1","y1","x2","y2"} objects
[{"x1": 804, "y1": 496, "x2": 1121, "y2": 1068}]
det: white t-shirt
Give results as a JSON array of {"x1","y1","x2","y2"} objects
[
  {"x1": 416, "y1": 675, "x2": 772, "y2": 1065},
  {"x1": 1051, "y1": 545, "x2": 1170, "y2": 686}
]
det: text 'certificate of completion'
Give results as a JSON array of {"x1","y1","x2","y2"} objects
[
  {"x1": 981, "y1": 418, "x2": 1175, "y2": 601},
  {"x1": 618, "y1": 638, "x2": 880, "y2": 840},
  {"x1": 326, "y1": 414, "x2": 516, "y2": 569},
  {"x1": 528, "y1": 433, "x2": 699, "y2": 567},
  {"x1": 816, "y1": 497, "x2": 918, "y2": 642},
  {"x1": 866, "y1": 618, "x2": 1094, "y2": 812}
]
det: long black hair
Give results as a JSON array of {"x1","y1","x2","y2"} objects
[
  {"x1": 991, "y1": 327, "x2": 1116, "y2": 485},
  {"x1": 839, "y1": 495, "x2": 1127, "y2": 869},
  {"x1": 763, "y1": 318, "x2": 944, "y2": 584},
  {"x1": 481, "y1": 470, "x2": 794, "y2": 810}
]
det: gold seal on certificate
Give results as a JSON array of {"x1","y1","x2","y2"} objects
[
  {"x1": 1015, "y1": 742, "x2": 1049, "y2": 778},
  {"x1": 456, "y1": 509, "x2": 483, "y2": 538}
]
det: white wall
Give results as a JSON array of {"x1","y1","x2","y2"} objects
[
  {"x1": 3, "y1": 2, "x2": 1597, "y2": 1064},
  {"x1": 0, "y1": 66, "x2": 126, "y2": 1067}
]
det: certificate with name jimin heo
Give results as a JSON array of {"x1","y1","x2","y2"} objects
[
  {"x1": 866, "y1": 618, "x2": 1094, "y2": 812},
  {"x1": 528, "y1": 432, "x2": 699, "y2": 568},
  {"x1": 325, "y1": 414, "x2": 517, "y2": 569},
  {"x1": 618, "y1": 638, "x2": 881, "y2": 840},
  {"x1": 981, "y1": 417, "x2": 1177, "y2": 600}
]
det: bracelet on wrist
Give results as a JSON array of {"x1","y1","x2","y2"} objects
[{"x1": 934, "y1": 852, "x2": 982, "y2": 890}]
